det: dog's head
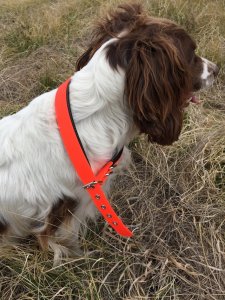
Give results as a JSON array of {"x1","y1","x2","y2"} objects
[{"x1": 76, "y1": 3, "x2": 219, "y2": 145}]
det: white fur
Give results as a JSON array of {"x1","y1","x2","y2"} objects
[
  {"x1": 201, "y1": 58, "x2": 211, "y2": 80},
  {"x1": 0, "y1": 39, "x2": 133, "y2": 261},
  {"x1": 201, "y1": 57, "x2": 218, "y2": 87}
]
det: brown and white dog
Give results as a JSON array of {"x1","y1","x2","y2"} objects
[{"x1": 0, "y1": 3, "x2": 219, "y2": 263}]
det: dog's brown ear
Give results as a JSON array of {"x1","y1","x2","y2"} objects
[
  {"x1": 125, "y1": 37, "x2": 191, "y2": 145},
  {"x1": 106, "y1": 32, "x2": 191, "y2": 145},
  {"x1": 76, "y1": 3, "x2": 144, "y2": 71}
]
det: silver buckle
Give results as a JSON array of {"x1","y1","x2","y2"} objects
[{"x1": 83, "y1": 181, "x2": 102, "y2": 189}]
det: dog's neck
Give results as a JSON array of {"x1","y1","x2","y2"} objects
[{"x1": 68, "y1": 40, "x2": 136, "y2": 172}]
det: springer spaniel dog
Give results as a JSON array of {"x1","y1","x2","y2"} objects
[{"x1": 0, "y1": 3, "x2": 219, "y2": 263}]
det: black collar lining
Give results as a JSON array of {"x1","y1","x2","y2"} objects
[{"x1": 66, "y1": 82, "x2": 124, "y2": 168}]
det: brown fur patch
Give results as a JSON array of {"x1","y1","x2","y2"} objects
[
  {"x1": 37, "y1": 196, "x2": 78, "y2": 250},
  {"x1": 76, "y1": 3, "x2": 144, "y2": 71},
  {"x1": 76, "y1": 3, "x2": 204, "y2": 146},
  {"x1": 0, "y1": 218, "x2": 8, "y2": 235}
]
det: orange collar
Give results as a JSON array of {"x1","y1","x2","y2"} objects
[{"x1": 55, "y1": 78, "x2": 133, "y2": 237}]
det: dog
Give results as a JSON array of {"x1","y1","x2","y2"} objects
[{"x1": 0, "y1": 3, "x2": 219, "y2": 263}]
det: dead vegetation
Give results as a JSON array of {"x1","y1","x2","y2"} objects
[{"x1": 0, "y1": 0, "x2": 225, "y2": 299}]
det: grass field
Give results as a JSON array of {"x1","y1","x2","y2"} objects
[{"x1": 0, "y1": 0, "x2": 225, "y2": 299}]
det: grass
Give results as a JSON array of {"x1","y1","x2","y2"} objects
[{"x1": 0, "y1": 0, "x2": 225, "y2": 299}]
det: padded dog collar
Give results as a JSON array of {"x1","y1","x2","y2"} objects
[{"x1": 55, "y1": 78, "x2": 133, "y2": 237}]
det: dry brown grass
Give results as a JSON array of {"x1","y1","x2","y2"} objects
[{"x1": 0, "y1": 0, "x2": 225, "y2": 299}]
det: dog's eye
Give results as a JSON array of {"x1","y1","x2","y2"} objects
[
  {"x1": 188, "y1": 44, "x2": 197, "y2": 64},
  {"x1": 190, "y1": 52, "x2": 199, "y2": 64},
  {"x1": 190, "y1": 52, "x2": 197, "y2": 64}
]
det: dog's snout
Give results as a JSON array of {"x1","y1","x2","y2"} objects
[
  {"x1": 206, "y1": 60, "x2": 219, "y2": 77},
  {"x1": 212, "y1": 64, "x2": 220, "y2": 77},
  {"x1": 200, "y1": 58, "x2": 219, "y2": 88}
]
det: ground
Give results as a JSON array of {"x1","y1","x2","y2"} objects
[{"x1": 0, "y1": 0, "x2": 225, "y2": 299}]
